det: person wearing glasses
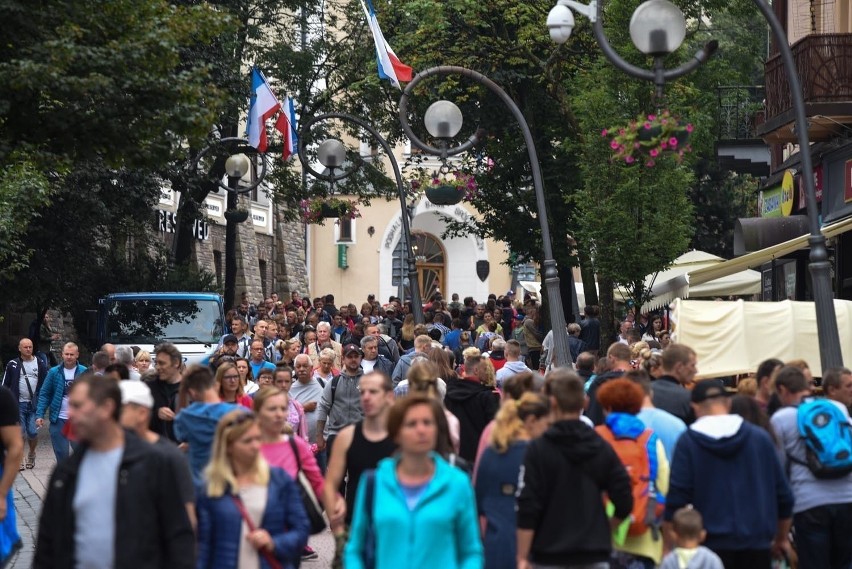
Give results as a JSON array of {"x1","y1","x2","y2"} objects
[
  {"x1": 217, "y1": 363, "x2": 253, "y2": 409},
  {"x1": 196, "y1": 409, "x2": 310, "y2": 569}
]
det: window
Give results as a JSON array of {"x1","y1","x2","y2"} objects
[
  {"x1": 213, "y1": 250, "x2": 223, "y2": 287},
  {"x1": 334, "y1": 217, "x2": 355, "y2": 244},
  {"x1": 259, "y1": 260, "x2": 268, "y2": 298}
]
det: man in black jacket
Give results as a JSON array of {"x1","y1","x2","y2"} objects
[
  {"x1": 652, "y1": 343, "x2": 697, "y2": 424},
  {"x1": 35, "y1": 374, "x2": 194, "y2": 569},
  {"x1": 517, "y1": 369, "x2": 632, "y2": 569},
  {"x1": 2, "y1": 338, "x2": 48, "y2": 469}
]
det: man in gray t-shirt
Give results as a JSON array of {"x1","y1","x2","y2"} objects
[
  {"x1": 290, "y1": 354, "x2": 324, "y2": 444},
  {"x1": 34, "y1": 375, "x2": 195, "y2": 568}
]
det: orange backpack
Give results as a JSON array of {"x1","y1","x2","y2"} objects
[{"x1": 595, "y1": 425, "x2": 661, "y2": 537}]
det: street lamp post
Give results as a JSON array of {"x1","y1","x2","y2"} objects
[
  {"x1": 398, "y1": 66, "x2": 573, "y2": 369},
  {"x1": 547, "y1": 0, "x2": 844, "y2": 370},
  {"x1": 193, "y1": 137, "x2": 269, "y2": 312},
  {"x1": 296, "y1": 112, "x2": 425, "y2": 325}
]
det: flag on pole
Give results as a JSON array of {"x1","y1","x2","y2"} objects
[
  {"x1": 246, "y1": 68, "x2": 281, "y2": 152},
  {"x1": 360, "y1": 0, "x2": 412, "y2": 90},
  {"x1": 274, "y1": 96, "x2": 299, "y2": 161}
]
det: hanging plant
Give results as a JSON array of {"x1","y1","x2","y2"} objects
[
  {"x1": 603, "y1": 109, "x2": 694, "y2": 167},
  {"x1": 410, "y1": 169, "x2": 478, "y2": 205},
  {"x1": 299, "y1": 196, "x2": 360, "y2": 224}
]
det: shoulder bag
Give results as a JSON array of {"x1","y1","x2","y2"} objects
[{"x1": 288, "y1": 435, "x2": 327, "y2": 534}]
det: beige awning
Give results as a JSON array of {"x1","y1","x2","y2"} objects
[
  {"x1": 672, "y1": 298, "x2": 852, "y2": 378},
  {"x1": 689, "y1": 216, "x2": 852, "y2": 287},
  {"x1": 615, "y1": 250, "x2": 761, "y2": 312}
]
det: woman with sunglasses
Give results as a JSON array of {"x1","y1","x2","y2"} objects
[
  {"x1": 217, "y1": 363, "x2": 254, "y2": 409},
  {"x1": 196, "y1": 409, "x2": 310, "y2": 569}
]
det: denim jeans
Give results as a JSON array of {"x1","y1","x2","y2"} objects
[
  {"x1": 794, "y1": 502, "x2": 852, "y2": 569},
  {"x1": 48, "y1": 419, "x2": 70, "y2": 462},
  {"x1": 18, "y1": 401, "x2": 37, "y2": 441}
]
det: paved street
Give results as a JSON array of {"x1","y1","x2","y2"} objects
[{"x1": 9, "y1": 429, "x2": 336, "y2": 568}]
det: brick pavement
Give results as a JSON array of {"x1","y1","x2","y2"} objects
[{"x1": 6, "y1": 428, "x2": 337, "y2": 568}]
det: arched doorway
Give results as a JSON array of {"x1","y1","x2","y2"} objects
[
  {"x1": 412, "y1": 232, "x2": 446, "y2": 301},
  {"x1": 392, "y1": 231, "x2": 446, "y2": 302}
]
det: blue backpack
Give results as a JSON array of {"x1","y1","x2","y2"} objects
[{"x1": 794, "y1": 399, "x2": 852, "y2": 479}]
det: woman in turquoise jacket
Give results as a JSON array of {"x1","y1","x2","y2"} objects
[{"x1": 344, "y1": 393, "x2": 483, "y2": 569}]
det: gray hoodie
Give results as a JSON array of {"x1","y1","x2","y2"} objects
[
  {"x1": 495, "y1": 360, "x2": 529, "y2": 388},
  {"x1": 660, "y1": 546, "x2": 724, "y2": 569}
]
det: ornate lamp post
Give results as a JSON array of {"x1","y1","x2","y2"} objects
[
  {"x1": 297, "y1": 112, "x2": 425, "y2": 325},
  {"x1": 547, "y1": 0, "x2": 843, "y2": 370},
  {"x1": 398, "y1": 66, "x2": 573, "y2": 368},
  {"x1": 193, "y1": 137, "x2": 269, "y2": 312}
]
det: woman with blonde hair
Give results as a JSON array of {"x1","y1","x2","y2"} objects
[
  {"x1": 277, "y1": 338, "x2": 301, "y2": 368},
  {"x1": 196, "y1": 410, "x2": 309, "y2": 569},
  {"x1": 400, "y1": 313, "x2": 416, "y2": 351},
  {"x1": 216, "y1": 362, "x2": 254, "y2": 409},
  {"x1": 475, "y1": 393, "x2": 550, "y2": 569},
  {"x1": 312, "y1": 348, "x2": 338, "y2": 385},
  {"x1": 406, "y1": 360, "x2": 460, "y2": 454},
  {"x1": 477, "y1": 358, "x2": 497, "y2": 389},
  {"x1": 135, "y1": 349, "x2": 152, "y2": 373},
  {"x1": 639, "y1": 349, "x2": 664, "y2": 379}
]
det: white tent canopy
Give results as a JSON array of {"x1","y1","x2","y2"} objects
[
  {"x1": 672, "y1": 298, "x2": 852, "y2": 378},
  {"x1": 615, "y1": 250, "x2": 761, "y2": 312}
]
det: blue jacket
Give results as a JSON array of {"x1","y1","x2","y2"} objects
[
  {"x1": 344, "y1": 452, "x2": 483, "y2": 569},
  {"x1": 665, "y1": 420, "x2": 794, "y2": 551},
  {"x1": 36, "y1": 364, "x2": 87, "y2": 423},
  {"x1": 476, "y1": 441, "x2": 529, "y2": 569},
  {"x1": 195, "y1": 467, "x2": 309, "y2": 569},
  {"x1": 174, "y1": 402, "x2": 239, "y2": 484}
]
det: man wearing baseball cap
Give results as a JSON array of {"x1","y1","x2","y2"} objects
[
  {"x1": 316, "y1": 343, "x2": 364, "y2": 459},
  {"x1": 118, "y1": 381, "x2": 196, "y2": 528},
  {"x1": 664, "y1": 379, "x2": 794, "y2": 568}
]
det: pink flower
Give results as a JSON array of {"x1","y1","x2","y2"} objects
[
  {"x1": 649, "y1": 148, "x2": 659, "y2": 157},
  {"x1": 601, "y1": 129, "x2": 608, "y2": 137},
  {"x1": 669, "y1": 137, "x2": 678, "y2": 147},
  {"x1": 660, "y1": 141, "x2": 668, "y2": 149},
  {"x1": 619, "y1": 128, "x2": 626, "y2": 135},
  {"x1": 634, "y1": 143, "x2": 640, "y2": 149},
  {"x1": 686, "y1": 124, "x2": 694, "y2": 132},
  {"x1": 610, "y1": 140, "x2": 620, "y2": 150},
  {"x1": 625, "y1": 155, "x2": 635, "y2": 164},
  {"x1": 645, "y1": 160, "x2": 655, "y2": 168},
  {"x1": 643, "y1": 122, "x2": 652, "y2": 130},
  {"x1": 648, "y1": 114, "x2": 656, "y2": 121}
]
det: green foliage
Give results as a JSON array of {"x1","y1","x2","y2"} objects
[{"x1": 0, "y1": 155, "x2": 53, "y2": 275}]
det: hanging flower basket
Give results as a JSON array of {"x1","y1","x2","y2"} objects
[
  {"x1": 299, "y1": 197, "x2": 360, "y2": 224},
  {"x1": 224, "y1": 209, "x2": 250, "y2": 223},
  {"x1": 603, "y1": 109, "x2": 693, "y2": 167},
  {"x1": 411, "y1": 170, "x2": 478, "y2": 205}
]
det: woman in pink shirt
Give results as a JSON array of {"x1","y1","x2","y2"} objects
[{"x1": 254, "y1": 387, "x2": 345, "y2": 519}]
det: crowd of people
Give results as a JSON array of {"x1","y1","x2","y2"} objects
[{"x1": 0, "y1": 289, "x2": 851, "y2": 569}]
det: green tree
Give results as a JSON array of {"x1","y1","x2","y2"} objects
[{"x1": 0, "y1": 0, "x2": 227, "y2": 318}]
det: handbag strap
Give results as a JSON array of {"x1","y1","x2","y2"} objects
[
  {"x1": 287, "y1": 435, "x2": 302, "y2": 473},
  {"x1": 19, "y1": 360, "x2": 35, "y2": 400},
  {"x1": 231, "y1": 494, "x2": 283, "y2": 569}
]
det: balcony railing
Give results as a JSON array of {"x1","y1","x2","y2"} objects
[
  {"x1": 717, "y1": 86, "x2": 765, "y2": 140},
  {"x1": 765, "y1": 34, "x2": 852, "y2": 122}
]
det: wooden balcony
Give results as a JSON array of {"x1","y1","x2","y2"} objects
[{"x1": 758, "y1": 34, "x2": 852, "y2": 144}]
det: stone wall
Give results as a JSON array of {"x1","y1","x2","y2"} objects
[{"x1": 274, "y1": 210, "x2": 309, "y2": 297}]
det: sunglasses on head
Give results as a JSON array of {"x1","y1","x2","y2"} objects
[{"x1": 224, "y1": 412, "x2": 254, "y2": 428}]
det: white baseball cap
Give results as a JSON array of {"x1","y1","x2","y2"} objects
[{"x1": 119, "y1": 381, "x2": 154, "y2": 409}]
